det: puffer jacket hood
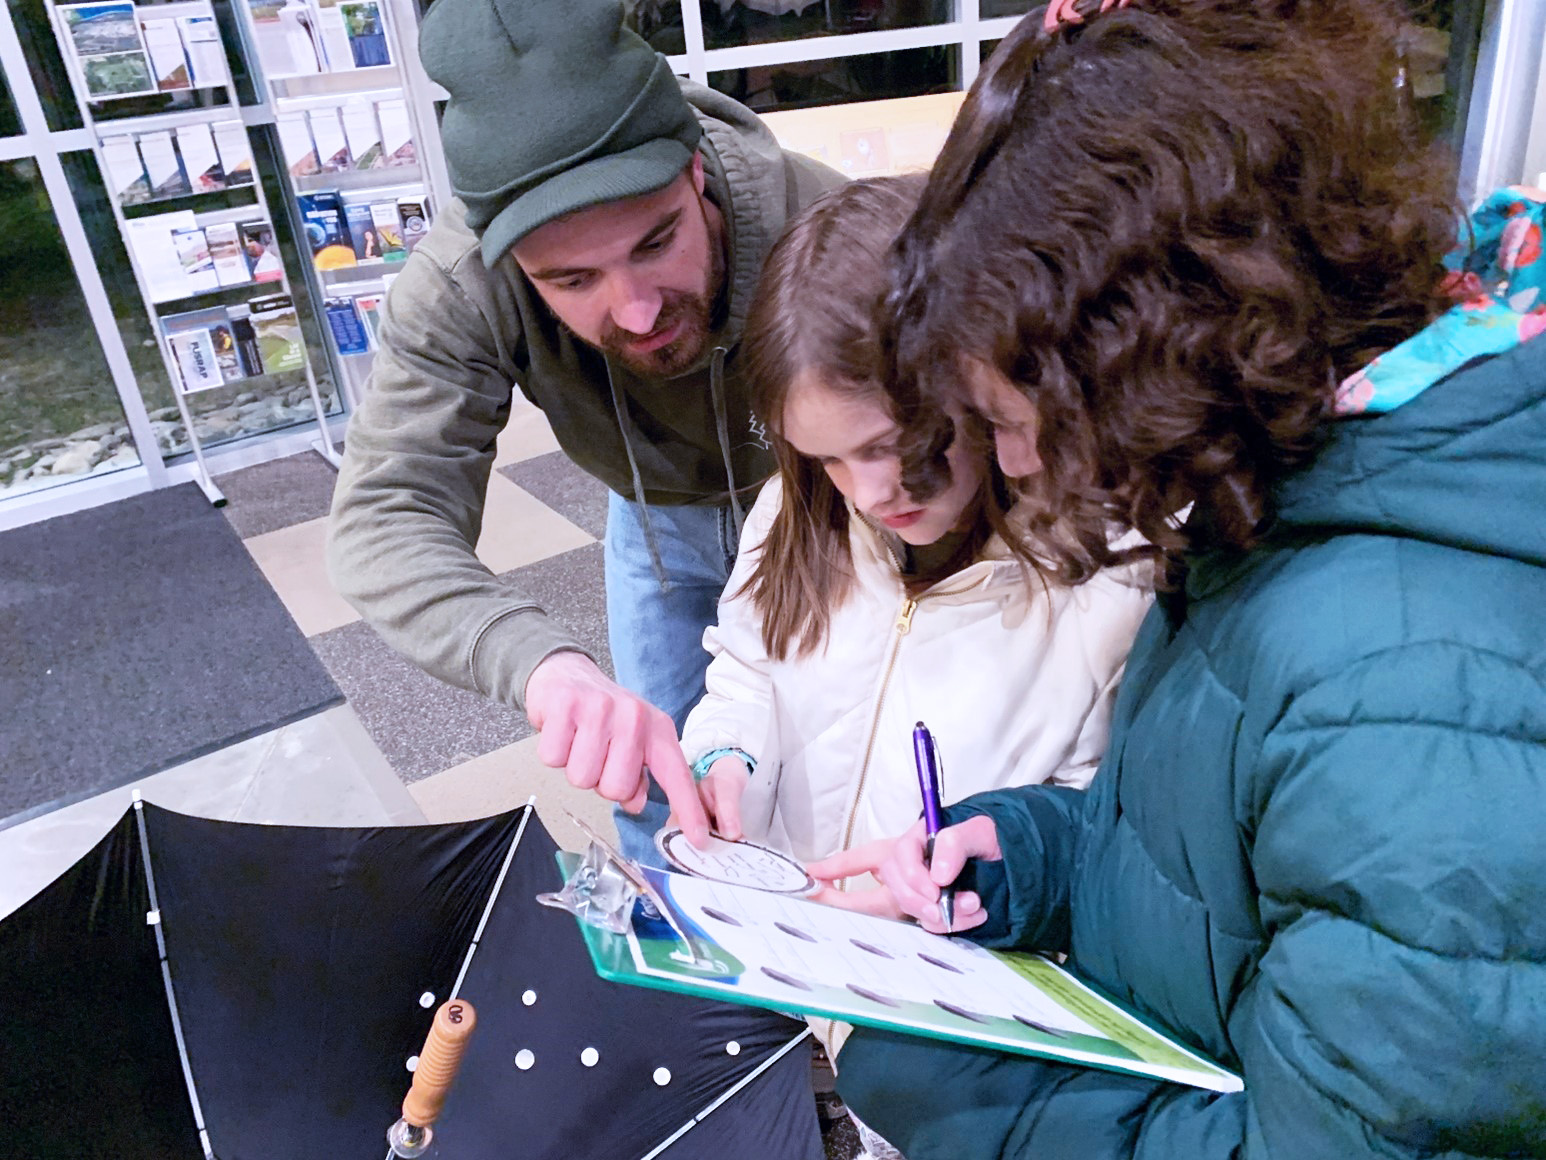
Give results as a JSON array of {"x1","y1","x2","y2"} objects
[{"x1": 1269, "y1": 337, "x2": 1546, "y2": 573}]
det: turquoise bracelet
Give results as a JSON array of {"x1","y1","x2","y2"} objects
[{"x1": 691, "y1": 747, "x2": 756, "y2": 782}]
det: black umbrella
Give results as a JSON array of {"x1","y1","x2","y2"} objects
[{"x1": 0, "y1": 801, "x2": 822, "y2": 1159}]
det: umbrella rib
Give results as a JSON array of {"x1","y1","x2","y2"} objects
[
  {"x1": 449, "y1": 797, "x2": 537, "y2": 1000},
  {"x1": 133, "y1": 793, "x2": 216, "y2": 1160},
  {"x1": 636, "y1": 1028, "x2": 814, "y2": 1160}
]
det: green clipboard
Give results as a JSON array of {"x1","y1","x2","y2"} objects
[{"x1": 557, "y1": 852, "x2": 1242, "y2": 1094}]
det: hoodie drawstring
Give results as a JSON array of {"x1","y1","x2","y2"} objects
[
  {"x1": 606, "y1": 360, "x2": 671, "y2": 591},
  {"x1": 709, "y1": 345, "x2": 747, "y2": 545}
]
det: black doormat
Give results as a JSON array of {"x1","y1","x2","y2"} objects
[{"x1": 0, "y1": 483, "x2": 344, "y2": 825}]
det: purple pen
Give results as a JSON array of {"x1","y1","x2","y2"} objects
[{"x1": 912, "y1": 722, "x2": 955, "y2": 929}]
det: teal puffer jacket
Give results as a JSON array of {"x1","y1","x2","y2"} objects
[{"x1": 835, "y1": 338, "x2": 1546, "y2": 1158}]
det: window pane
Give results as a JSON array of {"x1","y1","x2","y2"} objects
[
  {"x1": 1, "y1": 157, "x2": 142, "y2": 498},
  {"x1": 703, "y1": 0, "x2": 953, "y2": 51},
  {"x1": 0, "y1": 65, "x2": 21, "y2": 136},
  {"x1": 58, "y1": 134, "x2": 339, "y2": 462},
  {"x1": 8, "y1": 0, "x2": 84, "y2": 130},
  {"x1": 979, "y1": 0, "x2": 1029, "y2": 17},
  {"x1": 980, "y1": 36, "x2": 999, "y2": 63},
  {"x1": 711, "y1": 43, "x2": 958, "y2": 111},
  {"x1": 629, "y1": 0, "x2": 686, "y2": 55}
]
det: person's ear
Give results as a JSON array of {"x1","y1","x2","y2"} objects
[{"x1": 690, "y1": 151, "x2": 705, "y2": 196}]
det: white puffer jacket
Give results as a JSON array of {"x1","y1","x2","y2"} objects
[{"x1": 681, "y1": 477, "x2": 1154, "y2": 868}]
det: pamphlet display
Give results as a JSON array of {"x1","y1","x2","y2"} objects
[
  {"x1": 243, "y1": 0, "x2": 392, "y2": 78},
  {"x1": 57, "y1": 0, "x2": 228, "y2": 101},
  {"x1": 48, "y1": 0, "x2": 339, "y2": 501}
]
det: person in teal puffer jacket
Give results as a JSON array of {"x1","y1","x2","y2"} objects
[{"x1": 809, "y1": 1, "x2": 1546, "y2": 1156}]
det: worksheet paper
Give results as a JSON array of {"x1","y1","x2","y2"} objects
[{"x1": 620, "y1": 868, "x2": 1242, "y2": 1093}]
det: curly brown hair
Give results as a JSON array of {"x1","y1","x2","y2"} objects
[{"x1": 886, "y1": 0, "x2": 1459, "y2": 583}]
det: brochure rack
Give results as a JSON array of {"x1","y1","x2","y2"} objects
[
  {"x1": 46, "y1": 0, "x2": 342, "y2": 503},
  {"x1": 234, "y1": 0, "x2": 434, "y2": 412}
]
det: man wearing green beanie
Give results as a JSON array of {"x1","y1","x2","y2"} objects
[{"x1": 326, "y1": 0, "x2": 844, "y2": 852}]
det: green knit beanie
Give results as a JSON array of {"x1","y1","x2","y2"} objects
[{"x1": 418, "y1": 0, "x2": 703, "y2": 267}]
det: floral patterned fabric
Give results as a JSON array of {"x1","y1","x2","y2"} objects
[{"x1": 1335, "y1": 185, "x2": 1546, "y2": 415}]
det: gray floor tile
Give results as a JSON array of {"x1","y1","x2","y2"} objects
[
  {"x1": 0, "y1": 705, "x2": 420, "y2": 920},
  {"x1": 217, "y1": 450, "x2": 340, "y2": 539},
  {"x1": 307, "y1": 618, "x2": 534, "y2": 783},
  {"x1": 499, "y1": 451, "x2": 611, "y2": 540}
]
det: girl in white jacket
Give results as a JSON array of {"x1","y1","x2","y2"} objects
[{"x1": 681, "y1": 176, "x2": 1152, "y2": 903}]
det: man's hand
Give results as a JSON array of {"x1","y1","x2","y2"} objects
[
  {"x1": 697, "y1": 755, "x2": 750, "y2": 840},
  {"x1": 808, "y1": 816, "x2": 1002, "y2": 933},
  {"x1": 524, "y1": 651, "x2": 709, "y2": 846}
]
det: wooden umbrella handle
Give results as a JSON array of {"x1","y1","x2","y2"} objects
[{"x1": 402, "y1": 999, "x2": 477, "y2": 1128}]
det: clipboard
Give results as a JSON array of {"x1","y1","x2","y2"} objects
[{"x1": 556, "y1": 851, "x2": 1242, "y2": 1094}]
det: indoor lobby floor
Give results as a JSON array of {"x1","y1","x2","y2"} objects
[{"x1": 0, "y1": 395, "x2": 620, "y2": 919}]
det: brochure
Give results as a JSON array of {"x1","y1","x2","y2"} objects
[
  {"x1": 297, "y1": 190, "x2": 355, "y2": 269},
  {"x1": 162, "y1": 306, "x2": 235, "y2": 392},
  {"x1": 171, "y1": 226, "x2": 220, "y2": 295},
  {"x1": 175, "y1": 122, "x2": 225, "y2": 193},
  {"x1": 308, "y1": 106, "x2": 350, "y2": 172},
  {"x1": 370, "y1": 200, "x2": 405, "y2": 262},
  {"x1": 166, "y1": 328, "x2": 223, "y2": 393},
  {"x1": 249, "y1": 294, "x2": 306, "y2": 374},
  {"x1": 275, "y1": 111, "x2": 320, "y2": 178},
  {"x1": 340, "y1": 100, "x2": 382, "y2": 169},
  {"x1": 337, "y1": 0, "x2": 389, "y2": 67},
  {"x1": 176, "y1": 14, "x2": 228, "y2": 87},
  {"x1": 353, "y1": 293, "x2": 384, "y2": 346},
  {"x1": 343, "y1": 201, "x2": 378, "y2": 261},
  {"x1": 227, "y1": 304, "x2": 264, "y2": 377},
  {"x1": 396, "y1": 195, "x2": 428, "y2": 252},
  {"x1": 324, "y1": 296, "x2": 370, "y2": 355},
  {"x1": 566, "y1": 858, "x2": 1244, "y2": 1095},
  {"x1": 245, "y1": 0, "x2": 324, "y2": 77},
  {"x1": 136, "y1": 129, "x2": 190, "y2": 199},
  {"x1": 313, "y1": 0, "x2": 357, "y2": 73},
  {"x1": 125, "y1": 210, "x2": 199, "y2": 301},
  {"x1": 205, "y1": 222, "x2": 251, "y2": 288},
  {"x1": 375, "y1": 97, "x2": 414, "y2": 168},
  {"x1": 139, "y1": 17, "x2": 191, "y2": 91},
  {"x1": 59, "y1": 2, "x2": 156, "y2": 99},
  {"x1": 212, "y1": 121, "x2": 254, "y2": 188},
  {"x1": 396, "y1": 195, "x2": 429, "y2": 252},
  {"x1": 238, "y1": 220, "x2": 284, "y2": 283},
  {"x1": 101, "y1": 134, "x2": 151, "y2": 205}
]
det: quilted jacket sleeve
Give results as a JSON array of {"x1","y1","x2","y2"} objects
[
  {"x1": 838, "y1": 642, "x2": 1546, "y2": 1159},
  {"x1": 678, "y1": 478, "x2": 785, "y2": 775}
]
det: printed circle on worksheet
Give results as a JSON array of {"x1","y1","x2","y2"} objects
[{"x1": 655, "y1": 829, "x2": 818, "y2": 896}]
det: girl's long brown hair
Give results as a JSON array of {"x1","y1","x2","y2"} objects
[
  {"x1": 741, "y1": 175, "x2": 1003, "y2": 660},
  {"x1": 886, "y1": 0, "x2": 1459, "y2": 584}
]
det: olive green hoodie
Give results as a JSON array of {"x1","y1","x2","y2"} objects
[{"x1": 327, "y1": 83, "x2": 845, "y2": 713}]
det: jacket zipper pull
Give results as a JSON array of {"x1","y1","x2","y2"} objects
[{"x1": 895, "y1": 599, "x2": 917, "y2": 635}]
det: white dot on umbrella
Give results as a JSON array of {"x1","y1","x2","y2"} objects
[
  {"x1": 406, "y1": 1056, "x2": 419, "y2": 1072},
  {"x1": 653, "y1": 1067, "x2": 672, "y2": 1086},
  {"x1": 580, "y1": 1047, "x2": 599, "y2": 1067},
  {"x1": 521, "y1": 990, "x2": 537, "y2": 1006},
  {"x1": 418, "y1": 992, "x2": 435, "y2": 1008},
  {"x1": 515, "y1": 1049, "x2": 536, "y2": 1071},
  {"x1": 725, "y1": 1041, "x2": 741, "y2": 1056}
]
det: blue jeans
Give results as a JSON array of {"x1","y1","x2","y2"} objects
[{"x1": 604, "y1": 491, "x2": 740, "y2": 866}]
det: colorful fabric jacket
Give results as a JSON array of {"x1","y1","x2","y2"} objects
[
  {"x1": 327, "y1": 83, "x2": 845, "y2": 711},
  {"x1": 835, "y1": 283, "x2": 1546, "y2": 1155}
]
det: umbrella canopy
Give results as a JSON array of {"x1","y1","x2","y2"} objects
[{"x1": 1, "y1": 802, "x2": 821, "y2": 1159}]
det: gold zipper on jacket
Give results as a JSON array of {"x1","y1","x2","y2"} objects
[{"x1": 839, "y1": 597, "x2": 917, "y2": 859}]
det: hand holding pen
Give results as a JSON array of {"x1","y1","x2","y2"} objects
[{"x1": 912, "y1": 722, "x2": 954, "y2": 929}]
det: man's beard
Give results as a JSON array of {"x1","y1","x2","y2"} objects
[
  {"x1": 598, "y1": 206, "x2": 727, "y2": 378},
  {"x1": 599, "y1": 288, "x2": 714, "y2": 378}
]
